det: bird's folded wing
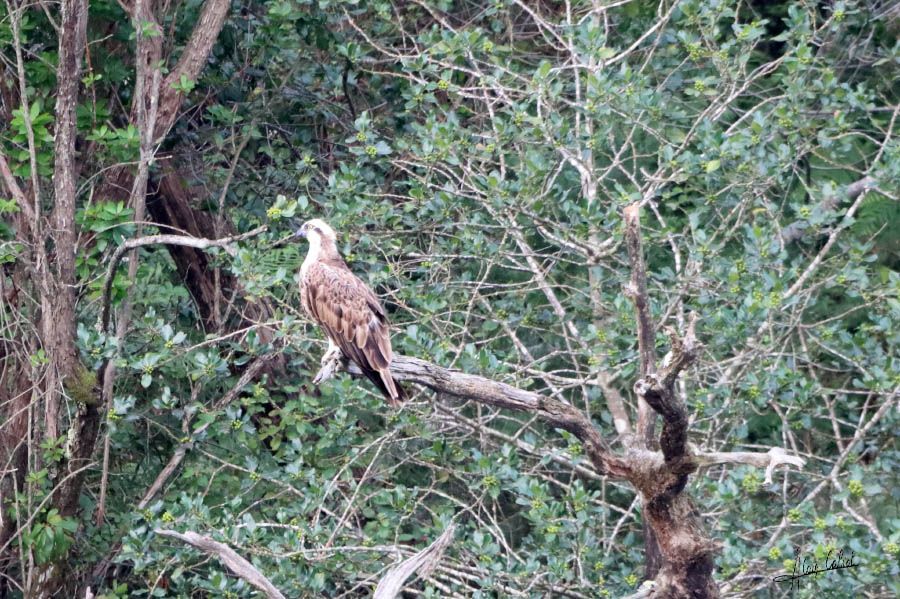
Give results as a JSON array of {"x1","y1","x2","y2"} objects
[{"x1": 303, "y1": 263, "x2": 392, "y2": 371}]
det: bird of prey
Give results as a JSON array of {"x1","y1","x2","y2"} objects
[{"x1": 296, "y1": 219, "x2": 405, "y2": 405}]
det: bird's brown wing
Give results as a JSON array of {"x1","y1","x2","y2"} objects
[{"x1": 302, "y1": 260, "x2": 404, "y2": 403}]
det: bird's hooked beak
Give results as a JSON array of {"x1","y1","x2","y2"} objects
[{"x1": 295, "y1": 226, "x2": 307, "y2": 239}]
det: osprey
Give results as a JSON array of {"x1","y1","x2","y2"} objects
[{"x1": 296, "y1": 219, "x2": 405, "y2": 405}]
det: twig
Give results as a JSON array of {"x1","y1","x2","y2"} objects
[{"x1": 154, "y1": 529, "x2": 286, "y2": 599}]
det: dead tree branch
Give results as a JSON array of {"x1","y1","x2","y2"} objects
[
  {"x1": 694, "y1": 447, "x2": 807, "y2": 484},
  {"x1": 314, "y1": 352, "x2": 632, "y2": 478},
  {"x1": 373, "y1": 524, "x2": 456, "y2": 599},
  {"x1": 623, "y1": 203, "x2": 658, "y2": 446},
  {"x1": 634, "y1": 315, "x2": 701, "y2": 463},
  {"x1": 623, "y1": 202, "x2": 702, "y2": 463},
  {"x1": 154, "y1": 529, "x2": 286, "y2": 599},
  {"x1": 98, "y1": 226, "x2": 267, "y2": 333}
]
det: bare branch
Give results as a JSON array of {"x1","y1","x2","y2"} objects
[
  {"x1": 373, "y1": 524, "x2": 456, "y2": 599},
  {"x1": 98, "y1": 226, "x2": 267, "y2": 333},
  {"x1": 694, "y1": 447, "x2": 806, "y2": 484},
  {"x1": 313, "y1": 353, "x2": 632, "y2": 478},
  {"x1": 154, "y1": 529, "x2": 286, "y2": 599}
]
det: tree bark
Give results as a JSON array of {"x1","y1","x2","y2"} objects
[
  {"x1": 0, "y1": 340, "x2": 31, "y2": 588},
  {"x1": 623, "y1": 203, "x2": 666, "y2": 579},
  {"x1": 156, "y1": 0, "x2": 230, "y2": 136},
  {"x1": 30, "y1": 1, "x2": 95, "y2": 595},
  {"x1": 43, "y1": 0, "x2": 89, "y2": 442},
  {"x1": 624, "y1": 202, "x2": 718, "y2": 597}
]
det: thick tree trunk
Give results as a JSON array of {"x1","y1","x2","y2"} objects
[
  {"x1": 47, "y1": 0, "x2": 94, "y2": 510},
  {"x1": 644, "y1": 489, "x2": 718, "y2": 598},
  {"x1": 149, "y1": 171, "x2": 232, "y2": 331},
  {"x1": 643, "y1": 522, "x2": 664, "y2": 582}
]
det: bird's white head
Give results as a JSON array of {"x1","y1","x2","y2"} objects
[{"x1": 296, "y1": 218, "x2": 338, "y2": 259}]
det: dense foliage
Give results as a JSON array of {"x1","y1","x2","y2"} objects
[{"x1": 1, "y1": 0, "x2": 898, "y2": 597}]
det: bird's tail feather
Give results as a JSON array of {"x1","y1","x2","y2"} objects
[
  {"x1": 363, "y1": 369, "x2": 407, "y2": 407},
  {"x1": 379, "y1": 370, "x2": 406, "y2": 407},
  {"x1": 390, "y1": 377, "x2": 407, "y2": 403}
]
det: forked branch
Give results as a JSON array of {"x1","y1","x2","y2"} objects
[
  {"x1": 624, "y1": 203, "x2": 701, "y2": 462},
  {"x1": 634, "y1": 314, "x2": 701, "y2": 462}
]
